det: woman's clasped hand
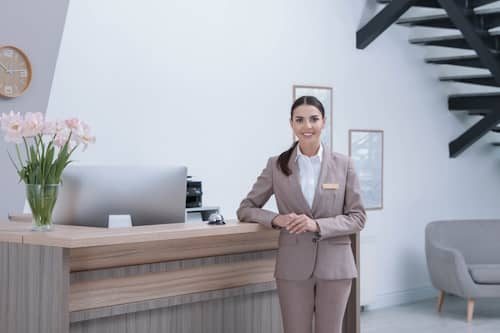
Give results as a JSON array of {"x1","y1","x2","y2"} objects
[{"x1": 272, "y1": 213, "x2": 319, "y2": 234}]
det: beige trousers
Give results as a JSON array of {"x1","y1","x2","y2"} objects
[{"x1": 276, "y1": 277, "x2": 352, "y2": 333}]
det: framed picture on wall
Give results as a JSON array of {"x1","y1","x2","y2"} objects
[
  {"x1": 348, "y1": 129, "x2": 384, "y2": 210},
  {"x1": 293, "y1": 85, "x2": 333, "y2": 149}
]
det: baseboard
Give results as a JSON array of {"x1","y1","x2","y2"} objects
[{"x1": 365, "y1": 285, "x2": 438, "y2": 311}]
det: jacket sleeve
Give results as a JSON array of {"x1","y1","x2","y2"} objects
[
  {"x1": 315, "y1": 157, "x2": 366, "y2": 239},
  {"x1": 236, "y1": 158, "x2": 279, "y2": 229}
]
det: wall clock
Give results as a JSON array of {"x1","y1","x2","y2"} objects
[{"x1": 0, "y1": 45, "x2": 32, "y2": 98}]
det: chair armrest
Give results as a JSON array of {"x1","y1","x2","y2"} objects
[{"x1": 426, "y1": 242, "x2": 476, "y2": 298}]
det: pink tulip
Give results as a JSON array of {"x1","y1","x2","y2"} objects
[
  {"x1": 42, "y1": 121, "x2": 56, "y2": 136},
  {"x1": 43, "y1": 120, "x2": 65, "y2": 136},
  {"x1": 65, "y1": 118, "x2": 81, "y2": 130},
  {"x1": 1, "y1": 111, "x2": 24, "y2": 143},
  {"x1": 22, "y1": 112, "x2": 45, "y2": 137},
  {"x1": 54, "y1": 128, "x2": 71, "y2": 148},
  {"x1": 74, "y1": 121, "x2": 96, "y2": 150}
]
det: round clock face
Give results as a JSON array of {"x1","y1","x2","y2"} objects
[{"x1": 0, "y1": 46, "x2": 32, "y2": 98}]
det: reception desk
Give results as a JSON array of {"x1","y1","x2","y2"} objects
[{"x1": 0, "y1": 220, "x2": 359, "y2": 333}]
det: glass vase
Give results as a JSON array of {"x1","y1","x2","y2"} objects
[{"x1": 26, "y1": 184, "x2": 59, "y2": 231}]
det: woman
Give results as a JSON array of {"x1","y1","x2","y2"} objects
[{"x1": 237, "y1": 96, "x2": 366, "y2": 333}]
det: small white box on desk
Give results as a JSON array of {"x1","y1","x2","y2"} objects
[
  {"x1": 186, "y1": 212, "x2": 203, "y2": 222},
  {"x1": 108, "y1": 215, "x2": 132, "y2": 228}
]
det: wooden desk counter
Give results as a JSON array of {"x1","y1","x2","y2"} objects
[
  {"x1": 0, "y1": 219, "x2": 276, "y2": 248},
  {"x1": 0, "y1": 220, "x2": 359, "y2": 333}
]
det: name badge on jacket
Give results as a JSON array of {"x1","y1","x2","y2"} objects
[{"x1": 322, "y1": 183, "x2": 339, "y2": 190}]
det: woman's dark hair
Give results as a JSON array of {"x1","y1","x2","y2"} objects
[{"x1": 277, "y1": 96, "x2": 325, "y2": 176}]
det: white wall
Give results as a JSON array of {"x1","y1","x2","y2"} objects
[{"x1": 46, "y1": 0, "x2": 500, "y2": 308}]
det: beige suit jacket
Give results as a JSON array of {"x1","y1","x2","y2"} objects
[{"x1": 237, "y1": 146, "x2": 366, "y2": 280}]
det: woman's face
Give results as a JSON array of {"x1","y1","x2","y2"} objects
[{"x1": 290, "y1": 104, "x2": 325, "y2": 145}]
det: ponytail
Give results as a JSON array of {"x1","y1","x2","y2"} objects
[{"x1": 277, "y1": 141, "x2": 298, "y2": 176}]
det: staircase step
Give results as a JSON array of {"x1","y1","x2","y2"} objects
[
  {"x1": 410, "y1": 34, "x2": 470, "y2": 49},
  {"x1": 492, "y1": 126, "x2": 500, "y2": 131},
  {"x1": 377, "y1": 0, "x2": 441, "y2": 8},
  {"x1": 491, "y1": 142, "x2": 500, "y2": 145},
  {"x1": 439, "y1": 74, "x2": 500, "y2": 86},
  {"x1": 449, "y1": 92, "x2": 500, "y2": 110},
  {"x1": 378, "y1": 0, "x2": 500, "y2": 9},
  {"x1": 398, "y1": 14, "x2": 456, "y2": 28},
  {"x1": 425, "y1": 54, "x2": 486, "y2": 68},
  {"x1": 469, "y1": 111, "x2": 491, "y2": 115},
  {"x1": 409, "y1": 32, "x2": 500, "y2": 50},
  {"x1": 398, "y1": 7, "x2": 500, "y2": 29}
]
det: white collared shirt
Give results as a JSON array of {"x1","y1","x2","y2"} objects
[{"x1": 295, "y1": 143, "x2": 323, "y2": 209}]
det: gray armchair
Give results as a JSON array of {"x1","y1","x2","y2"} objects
[{"x1": 425, "y1": 220, "x2": 500, "y2": 322}]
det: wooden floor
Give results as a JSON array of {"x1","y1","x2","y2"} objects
[{"x1": 361, "y1": 295, "x2": 500, "y2": 333}]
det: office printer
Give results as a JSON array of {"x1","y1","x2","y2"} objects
[{"x1": 186, "y1": 177, "x2": 202, "y2": 208}]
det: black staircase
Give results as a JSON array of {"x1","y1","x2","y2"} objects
[{"x1": 357, "y1": 0, "x2": 500, "y2": 157}]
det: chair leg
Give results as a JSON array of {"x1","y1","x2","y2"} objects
[
  {"x1": 437, "y1": 290, "x2": 445, "y2": 312},
  {"x1": 467, "y1": 298, "x2": 475, "y2": 322}
]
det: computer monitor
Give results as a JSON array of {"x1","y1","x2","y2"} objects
[{"x1": 52, "y1": 165, "x2": 187, "y2": 227}]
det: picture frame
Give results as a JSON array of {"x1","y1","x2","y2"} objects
[
  {"x1": 348, "y1": 129, "x2": 384, "y2": 210},
  {"x1": 293, "y1": 85, "x2": 333, "y2": 149}
]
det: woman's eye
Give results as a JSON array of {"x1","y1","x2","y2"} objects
[
  {"x1": 311, "y1": 117, "x2": 319, "y2": 122},
  {"x1": 295, "y1": 118, "x2": 303, "y2": 123}
]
